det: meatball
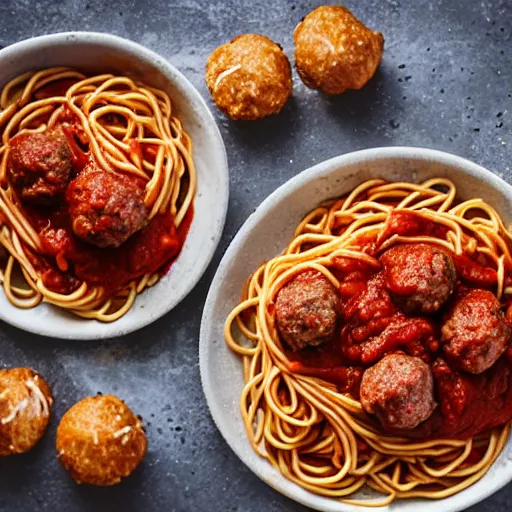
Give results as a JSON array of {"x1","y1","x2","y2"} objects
[
  {"x1": 67, "y1": 167, "x2": 148, "y2": 248},
  {"x1": 56, "y1": 395, "x2": 147, "y2": 486},
  {"x1": 206, "y1": 34, "x2": 292, "y2": 120},
  {"x1": 360, "y1": 353, "x2": 436, "y2": 430},
  {"x1": 381, "y1": 243, "x2": 456, "y2": 315},
  {"x1": 0, "y1": 368, "x2": 53, "y2": 455},
  {"x1": 441, "y1": 289, "x2": 511, "y2": 374},
  {"x1": 275, "y1": 270, "x2": 340, "y2": 351},
  {"x1": 294, "y1": 6, "x2": 384, "y2": 95},
  {"x1": 7, "y1": 127, "x2": 72, "y2": 205}
]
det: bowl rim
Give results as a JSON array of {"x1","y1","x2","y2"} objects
[
  {"x1": 0, "y1": 31, "x2": 229, "y2": 339},
  {"x1": 199, "y1": 146, "x2": 512, "y2": 512}
]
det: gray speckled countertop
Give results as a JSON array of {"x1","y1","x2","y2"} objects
[{"x1": 0, "y1": 0, "x2": 510, "y2": 511}]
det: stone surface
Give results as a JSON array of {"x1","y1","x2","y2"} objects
[{"x1": 0, "y1": 0, "x2": 510, "y2": 511}]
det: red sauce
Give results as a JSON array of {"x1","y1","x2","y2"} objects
[
  {"x1": 377, "y1": 210, "x2": 448, "y2": 243},
  {"x1": 60, "y1": 124, "x2": 89, "y2": 169},
  {"x1": 287, "y1": 336, "x2": 346, "y2": 368},
  {"x1": 453, "y1": 253, "x2": 498, "y2": 287},
  {"x1": 34, "y1": 79, "x2": 79, "y2": 99},
  {"x1": 26, "y1": 203, "x2": 193, "y2": 297},
  {"x1": 286, "y1": 209, "x2": 512, "y2": 440},
  {"x1": 288, "y1": 361, "x2": 363, "y2": 396},
  {"x1": 342, "y1": 274, "x2": 397, "y2": 349},
  {"x1": 393, "y1": 357, "x2": 512, "y2": 440},
  {"x1": 358, "y1": 317, "x2": 438, "y2": 364}
]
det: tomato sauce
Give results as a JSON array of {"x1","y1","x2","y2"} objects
[
  {"x1": 390, "y1": 356, "x2": 512, "y2": 440},
  {"x1": 25, "y1": 203, "x2": 193, "y2": 298},
  {"x1": 452, "y1": 253, "x2": 498, "y2": 287},
  {"x1": 34, "y1": 79, "x2": 79, "y2": 99},
  {"x1": 376, "y1": 210, "x2": 448, "y2": 242},
  {"x1": 286, "y1": 209, "x2": 512, "y2": 440}
]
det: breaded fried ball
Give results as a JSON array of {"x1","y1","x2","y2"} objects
[
  {"x1": 294, "y1": 6, "x2": 384, "y2": 95},
  {"x1": 0, "y1": 368, "x2": 53, "y2": 455},
  {"x1": 56, "y1": 395, "x2": 147, "y2": 486},
  {"x1": 206, "y1": 34, "x2": 292, "y2": 120}
]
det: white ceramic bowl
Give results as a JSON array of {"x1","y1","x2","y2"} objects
[
  {"x1": 0, "y1": 32, "x2": 228, "y2": 339},
  {"x1": 200, "y1": 147, "x2": 512, "y2": 512}
]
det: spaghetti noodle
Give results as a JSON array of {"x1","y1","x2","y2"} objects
[
  {"x1": 0, "y1": 67, "x2": 196, "y2": 322},
  {"x1": 225, "y1": 178, "x2": 512, "y2": 505}
]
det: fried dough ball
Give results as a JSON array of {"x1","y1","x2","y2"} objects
[
  {"x1": 206, "y1": 34, "x2": 292, "y2": 120},
  {"x1": 0, "y1": 368, "x2": 53, "y2": 455},
  {"x1": 294, "y1": 6, "x2": 384, "y2": 95},
  {"x1": 56, "y1": 395, "x2": 147, "y2": 486}
]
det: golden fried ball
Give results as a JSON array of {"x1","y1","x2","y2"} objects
[
  {"x1": 294, "y1": 6, "x2": 384, "y2": 95},
  {"x1": 56, "y1": 395, "x2": 147, "y2": 486},
  {"x1": 206, "y1": 34, "x2": 292, "y2": 120},
  {"x1": 0, "y1": 368, "x2": 53, "y2": 456}
]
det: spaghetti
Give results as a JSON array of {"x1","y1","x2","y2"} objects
[
  {"x1": 225, "y1": 178, "x2": 512, "y2": 505},
  {"x1": 0, "y1": 67, "x2": 196, "y2": 322}
]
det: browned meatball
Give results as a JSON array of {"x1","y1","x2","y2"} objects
[
  {"x1": 381, "y1": 243, "x2": 456, "y2": 315},
  {"x1": 7, "y1": 128, "x2": 72, "y2": 205},
  {"x1": 0, "y1": 368, "x2": 53, "y2": 455},
  {"x1": 56, "y1": 395, "x2": 147, "y2": 486},
  {"x1": 360, "y1": 353, "x2": 436, "y2": 430},
  {"x1": 294, "y1": 6, "x2": 384, "y2": 95},
  {"x1": 66, "y1": 166, "x2": 148, "y2": 248},
  {"x1": 275, "y1": 270, "x2": 340, "y2": 351},
  {"x1": 206, "y1": 34, "x2": 292, "y2": 120},
  {"x1": 441, "y1": 289, "x2": 511, "y2": 374}
]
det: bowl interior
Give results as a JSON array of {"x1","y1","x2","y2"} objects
[
  {"x1": 199, "y1": 148, "x2": 512, "y2": 512},
  {"x1": 0, "y1": 33, "x2": 228, "y2": 339}
]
